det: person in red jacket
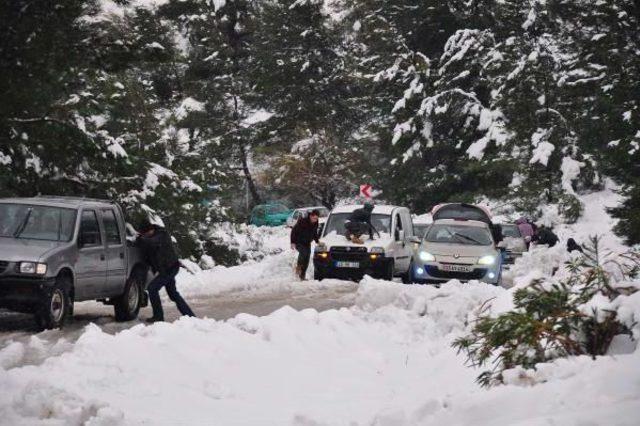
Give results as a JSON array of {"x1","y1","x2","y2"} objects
[{"x1": 290, "y1": 209, "x2": 320, "y2": 280}]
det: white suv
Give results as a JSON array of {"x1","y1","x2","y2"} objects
[{"x1": 313, "y1": 205, "x2": 416, "y2": 281}]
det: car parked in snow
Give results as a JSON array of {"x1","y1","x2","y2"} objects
[
  {"x1": 249, "y1": 203, "x2": 292, "y2": 227},
  {"x1": 410, "y1": 218, "x2": 502, "y2": 285},
  {"x1": 313, "y1": 205, "x2": 417, "y2": 281},
  {"x1": 286, "y1": 206, "x2": 329, "y2": 228},
  {"x1": 0, "y1": 197, "x2": 150, "y2": 329},
  {"x1": 498, "y1": 223, "x2": 528, "y2": 264}
]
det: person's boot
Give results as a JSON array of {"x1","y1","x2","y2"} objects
[
  {"x1": 351, "y1": 235, "x2": 364, "y2": 244},
  {"x1": 145, "y1": 317, "x2": 163, "y2": 324},
  {"x1": 295, "y1": 265, "x2": 302, "y2": 280}
]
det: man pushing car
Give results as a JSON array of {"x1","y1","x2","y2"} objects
[{"x1": 290, "y1": 209, "x2": 320, "y2": 280}]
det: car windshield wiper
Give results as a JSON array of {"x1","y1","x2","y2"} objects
[
  {"x1": 452, "y1": 232, "x2": 482, "y2": 245},
  {"x1": 13, "y1": 208, "x2": 33, "y2": 238}
]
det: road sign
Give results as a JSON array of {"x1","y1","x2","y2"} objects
[{"x1": 360, "y1": 184, "x2": 373, "y2": 198}]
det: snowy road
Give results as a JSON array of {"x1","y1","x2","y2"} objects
[{"x1": 0, "y1": 279, "x2": 358, "y2": 345}]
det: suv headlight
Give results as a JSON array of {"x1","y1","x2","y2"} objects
[
  {"x1": 478, "y1": 255, "x2": 496, "y2": 265},
  {"x1": 370, "y1": 247, "x2": 384, "y2": 254},
  {"x1": 19, "y1": 262, "x2": 48, "y2": 275},
  {"x1": 315, "y1": 242, "x2": 327, "y2": 252},
  {"x1": 419, "y1": 251, "x2": 435, "y2": 262}
]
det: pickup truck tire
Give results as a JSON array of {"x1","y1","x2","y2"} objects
[
  {"x1": 35, "y1": 275, "x2": 72, "y2": 330},
  {"x1": 114, "y1": 276, "x2": 142, "y2": 322},
  {"x1": 313, "y1": 270, "x2": 324, "y2": 281}
]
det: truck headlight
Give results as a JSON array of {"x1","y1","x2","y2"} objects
[
  {"x1": 315, "y1": 242, "x2": 327, "y2": 252},
  {"x1": 478, "y1": 255, "x2": 496, "y2": 265},
  {"x1": 419, "y1": 251, "x2": 435, "y2": 262},
  {"x1": 370, "y1": 247, "x2": 384, "y2": 254},
  {"x1": 20, "y1": 262, "x2": 48, "y2": 275}
]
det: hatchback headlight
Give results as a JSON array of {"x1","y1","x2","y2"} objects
[
  {"x1": 20, "y1": 262, "x2": 48, "y2": 275},
  {"x1": 419, "y1": 251, "x2": 436, "y2": 262},
  {"x1": 478, "y1": 255, "x2": 496, "y2": 265},
  {"x1": 370, "y1": 247, "x2": 384, "y2": 254}
]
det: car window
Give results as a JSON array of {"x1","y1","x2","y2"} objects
[
  {"x1": 102, "y1": 209, "x2": 122, "y2": 245},
  {"x1": 80, "y1": 210, "x2": 102, "y2": 247},
  {"x1": 414, "y1": 224, "x2": 430, "y2": 238},
  {"x1": 501, "y1": 224, "x2": 521, "y2": 237},
  {"x1": 425, "y1": 224, "x2": 492, "y2": 245}
]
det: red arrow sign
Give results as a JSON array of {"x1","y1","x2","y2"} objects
[{"x1": 360, "y1": 184, "x2": 373, "y2": 198}]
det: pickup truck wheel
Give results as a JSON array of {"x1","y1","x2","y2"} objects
[
  {"x1": 34, "y1": 276, "x2": 71, "y2": 330},
  {"x1": 114, "y1": 277, "x2": 142, "y2": 322},
  {"x1": 313, "y1": 270, "x2": 324, "y2": 281}
]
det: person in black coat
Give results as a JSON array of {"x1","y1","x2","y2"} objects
[
  {"x1": 137, "y1": 219, "x2": 195, "y2": 323},
  {"x1": 534, "y1": 225, "x2": 559, "y2": 247},
  {"x1": 290, "y1": 210, "x2": 320, "y2": 280},
  {"x1": 345, "y1": 202, "x2": 379, "y2": 243}
]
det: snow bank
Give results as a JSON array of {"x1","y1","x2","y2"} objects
[{"x1": 1, "y1": 279, "x2": 637, "y2": 425}]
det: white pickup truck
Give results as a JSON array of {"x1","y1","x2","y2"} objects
[{"x1": 312, "y1": 204, "x2": 417, "y2": 281}]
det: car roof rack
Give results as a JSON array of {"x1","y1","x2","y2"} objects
[{"x1": 34, "y1": 195, "x2": 115, "y2": 204}]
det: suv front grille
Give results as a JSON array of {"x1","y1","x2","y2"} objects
[
  {"x1": 0, "y1": 261, "x2": 8, "y2": 274},
  {"x1": 330, "y1": 246, "x2": 369, "y2": 262}
]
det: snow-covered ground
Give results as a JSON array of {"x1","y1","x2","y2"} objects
[{"x1": 0, "y1": 187, "x2": 638, "y2": 425}]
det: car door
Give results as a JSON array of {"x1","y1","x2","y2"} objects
[
  {"x1": 75, "y1": 209, "x2": 107, "y2": 300},
  {"x1": 392, "y1": 212, "x2": 411, "y2": 272},
  {"x1": 102, "y1": 208, "x2": 127, "y2": 296}
]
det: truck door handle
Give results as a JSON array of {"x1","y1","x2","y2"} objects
[{"x1": 100, "y1": 254, "x2": 106, "y2": 261}]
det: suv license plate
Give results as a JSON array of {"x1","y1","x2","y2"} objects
[
  {"x1": 441, "y1": 264, "x2": 472, "y2": 273},
  {"x1": 336, "y1": 261, "x2": 359, "y2": 268}
]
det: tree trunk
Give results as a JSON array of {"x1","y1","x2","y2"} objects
[{"x1": 239, "y1": 145, "x2": 262, "y2": 207}]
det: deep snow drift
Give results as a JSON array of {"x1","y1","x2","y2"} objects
[{"x1": 0, "y1": 186, "x2": 638, "y2": 425}]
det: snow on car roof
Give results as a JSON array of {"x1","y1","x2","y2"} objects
[
  {"x1": 432, "y1": 218, "x2": 489, "y2": 228},
  {"x1": 0, "y1": 196, "x2": 115, "y2": 209},
  {"x1": 331, "y1": 204, "x2": 399, "y2": 215}
]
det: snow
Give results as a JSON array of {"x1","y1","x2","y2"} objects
[
  {"x1": 175, "y1": 97, "x2": 205, "y2": 120},
  {"x1": 560, "y1": 156, "x2": 584, "y2": 194},
  {"x1": 0, "y1": 188, "x2": 637, "y2": 425}
]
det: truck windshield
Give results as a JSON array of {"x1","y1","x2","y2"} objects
[
  {"x1": 0, "y1": 203, "x2": 77, "y2": 242},
  {"x1": 323, "y1": 213, "x2": 392, "y2": 237},
  {"x1": 425, "y1": 224, "x2": 492, "y2": 246}
]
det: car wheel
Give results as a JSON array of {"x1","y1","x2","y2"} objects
[
  {"x1": 383, "y1": 260, "x2": 394, "y2": 281},
  {"x1": 313, "y1": 270, "x2": 324, "y2": 281},
  {"x1": 35, "y1": 275, "x2": 72, "y2": 330},
  {"x1": 114, "y1": 276, "x2": 142, "y2": 322},
  {"x1": 401, "y1": 261, "x2": 414, "y2": 284}
]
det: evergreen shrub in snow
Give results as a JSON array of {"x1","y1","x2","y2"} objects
[{"x1": 454, "y1": 237, "x2": 639, "y2": 387}]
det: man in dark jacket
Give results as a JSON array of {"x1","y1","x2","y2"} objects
[
  {"x1": 534, "y1": 225, "x2": 559, "y2": 247},
  {"x1": 137, "y1": 219, "x2": 195, "y2": 323},
  {"x1": 345, "y1": 202, "x2": 379, "y2": 244},
  {"x1": 290, "y1": 210, "x2": 320, "y2": 280}
]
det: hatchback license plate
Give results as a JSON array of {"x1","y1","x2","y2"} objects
[
  {"x1": 440, "y1": 264, "x2": 472, "y2": 273},
  {"x1": 336, "y1": 261, "x2": 359, "y2": 268}
]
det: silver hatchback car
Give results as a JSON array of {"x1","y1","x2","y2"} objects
[
  {"x1": 410, "y1": 219, "x2": 502, "y2": 285},
  {"x1": 0, "y1": 197, "x2": 150, "y2": 329}
]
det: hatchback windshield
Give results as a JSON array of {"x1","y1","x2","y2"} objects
[
  {"x1": 0, "y1": 204, "x2": 77, "y2": 242},
  {"x1": 425, "y1": 223, "x2": 492, "y2": 245},
  {"x1": 323, "y1": 213, "x2": 392, "y2": 237}
]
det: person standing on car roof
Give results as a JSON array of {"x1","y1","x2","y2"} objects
[
  {"x1": 344, "y1": 201, "x2": 380, "y2": 244},
  {"x1": 290, "y1": 209, "x2": 320, "y2": 280},
  {"x1": 136, "y1": 219, "x2": 196, "y2": 323}
]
